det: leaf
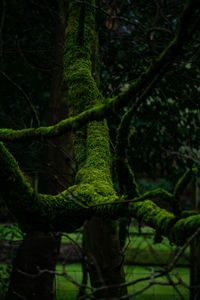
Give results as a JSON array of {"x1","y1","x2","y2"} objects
[{"x1": 185, "y1": 63, "x2": 191, "y2": 69}]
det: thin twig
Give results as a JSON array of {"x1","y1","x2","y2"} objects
[
  {"x1": 0, "y1": 70, "x2": 40, "y2": 127},
  {"x1": 13, "y1": 291, "x2": 30, "y2": 300},
  {"x1": 166, "y1": 272, "x2": 185, "y2": 300},
  {"x1": 74, "y1": 0, "x2": 137, "y2": 27}
]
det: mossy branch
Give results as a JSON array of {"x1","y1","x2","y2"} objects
[
  {"x1": 1, "y1": 141, "x2": 200, "y2": 244},
  {"x1": 0, "y1": 0, "x2": 199, "y2": 142},
  {"x1": 0, "y1": 0, "x2": 200, "y2": 247},
  {"x1": 0, "y1": 142, "x2": 87, "y2": 232},
  {"x1": 110, "y1": 0, "x2": 200, "y2": 111},
  {"x1": 135, "y1": 188, "x2": 173, "y2": 202},
  {"x1": 0, "y1": 104, "x2": 110, "y2": 142},
  {"x1": 92, "y1": 194, "x2": 200, "y2": 245}
]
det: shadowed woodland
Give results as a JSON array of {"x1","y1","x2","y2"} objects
[{"x1": 0, "y1": 0, "x2": 200, "y2": 299}]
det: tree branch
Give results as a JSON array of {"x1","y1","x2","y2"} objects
[
  {"x1": 0, "y1": 0, "x2": 199, "y2": 142},
  {"x1": 0, "y1": 103, "x2": 110, "y2": 141},
  {"x1": 1, "y1": 142, "x2": 200, "y2": 245},
  {"x1": 110, "y1": 0, "x2": 200, "y2": 110},
  {"x1": 115, "y1": 74, "x2": 160, "y2": 197},
  {"x1": 0, "y1": 142, "x2": 87, "y2": 232}
]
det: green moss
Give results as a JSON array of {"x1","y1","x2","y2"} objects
[
  {"x1": 181, "y1": 210, "x2": 198, "y2": 218},
  {"x1": 0, "y1": 1, "x2": 115, "y2": 232},
  {"x1": 1, "y1": 0, "x2": 198, "y2": 246},
  {"x1": 129, "y1": 200, "x2": 175, "y2": 236},
  {"x1": 69, "y1": 183, "x2": 117, "y2": 205},
  {"x1": 0, "y1": 142, "x2": 39, "y2": 228},
  {"x1": 63, "y1": 0, "x2": 115, "y2": 205},
  {"x1": 0, "y1": 103, "x2": 113, "y2": 142},
  {"x1": 0, "y1": 0, "x2": 198, "y2": 144},
  {"x1": 136, "y1": 188, "x2": 173, "y2": 202},
  {"x1": 0, "y1": 142, "x2": 89, "y2": 232},
  {"x1": 171, "y1": 215, "x2": 200, "y2": 245},
  {"x1": 2, "y1": 139, "x2": 200, "y2": 240}
]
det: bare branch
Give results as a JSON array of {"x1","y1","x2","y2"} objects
[{"x1": 74, "y1": 0, "x2": 137, "y2": 27}]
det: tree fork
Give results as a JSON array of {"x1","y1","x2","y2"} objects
[{"x1": 64, "y1": 1, "x2": 127, "y2": 297}]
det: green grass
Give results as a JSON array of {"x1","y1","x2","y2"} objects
[
  {"x1": 125, "y1": 265, "x2": 189, "y2": 299},
  {"x1": 61, "y1": 232, "x2": 82, "y2": 244},
  {"x1": 55, "y1": 264, "x2": 189, "y2": 299}
]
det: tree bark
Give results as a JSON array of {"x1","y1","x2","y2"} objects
[
  {"x1": 190, "y1": 179, "x2": 200, "y2": 300},
  {"x1": 6, "y1": 2, "x2": 71, "y2": 299},
  {"x1": 83, "y1": 3, "x2": 127, "y2": 296},
  {"x1": 85, "y1": 217, "x2": 127, "y2": 298},
  {"x1": 6, "y1": 232, "x2": 61, "y2": 300}
]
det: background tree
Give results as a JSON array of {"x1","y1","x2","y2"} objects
[{"x1": 4, "y1": 2, "x2": 73, "y2": 299}]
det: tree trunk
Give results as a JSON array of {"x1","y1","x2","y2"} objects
[
  {"x1": 190, "y1": 179, "x2": 200, "y2": 300},
  {"x1": 62, "y1": 1, "x2": 127, "y2": 298},
  {"x1": 5, "y1": 232, "x2": 61, "y2": 300},
  {"x1": 77, "y1": 230, "x2": 88, "y2": 298},
  {"x1": 85, "y1": 217, "x2": 127, "y2": 298},
  {"x1": 6, "y1": 3, "x2": 71, "y2": 299}
]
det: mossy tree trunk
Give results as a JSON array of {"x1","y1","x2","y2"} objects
[{"x1": 64, "y1": 1, "x2": 127, "y2": 297}]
